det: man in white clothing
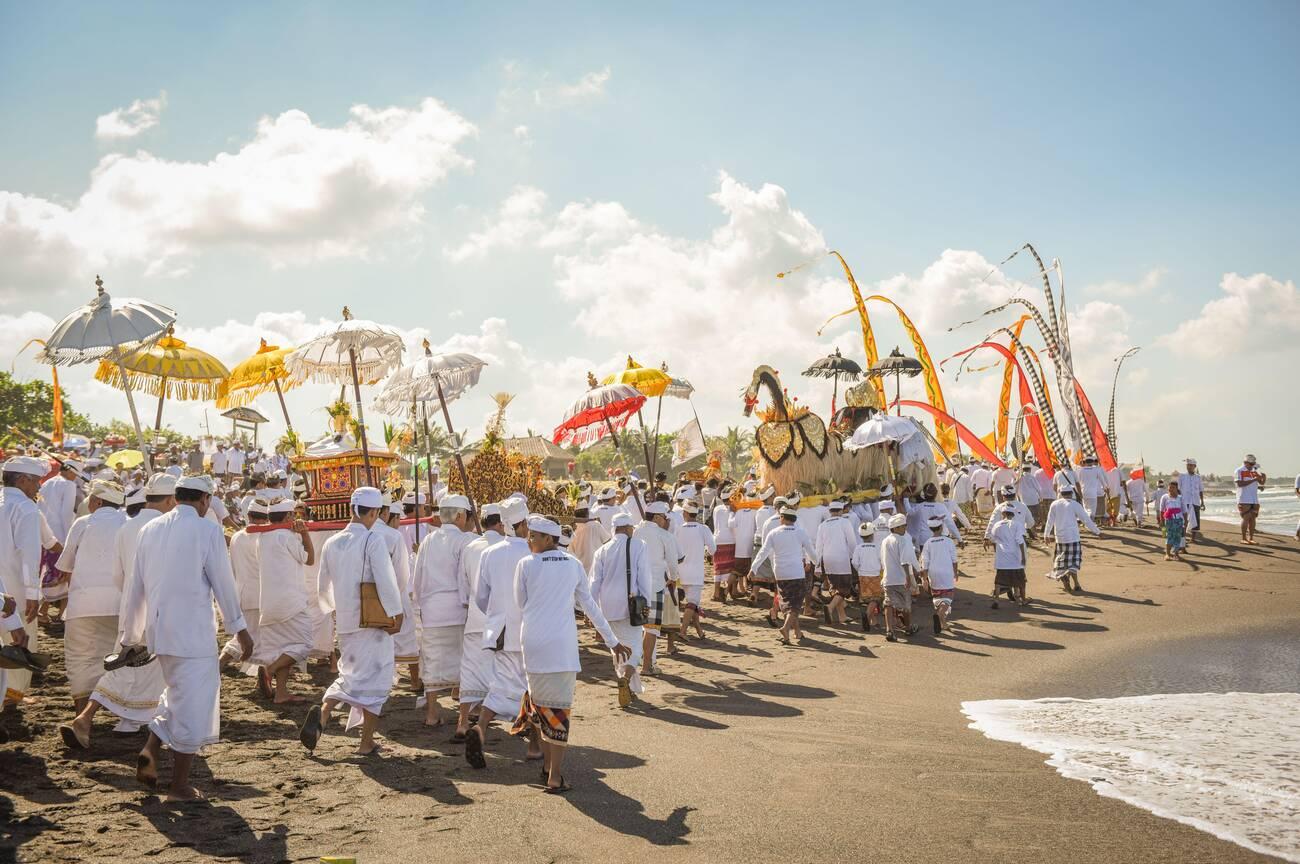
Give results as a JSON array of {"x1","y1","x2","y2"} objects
[
  {"x1": 568, "y1": 506, "x2": 609, "y2": 574},
  {"x1": 879, "y1": 513, "x2": 920, "y2": 641},
  {"x1": 710, "y1": 491, "x2": 737, "y2": 602},
  {"x1": 511, "y1": 516, "x2": 630, "y2": 793},
  {"x1": 60, "y1": 473, "x2": 175, "y2": 748},
  {"x1": 464, "y1": 497, "x2": 532, "y2": 769},
  {"x1": 1018, "y1": 465, "x2": 1045, "y2": 528},
  {"x1": 728, "y1": 494, "x2": 758, "y2": 601},
  {"x1": 815, "y1": 500, "x2": 857, "y2": 624},
  {"x1": 119, "y1": 474, "x2": 252, "y2": 801},
  {"x1": 375, "y1": 500, "x2": 420, "y2": 694},
  {"x1": 221, "y1": 498, "x2": 266, "y2": 686},
  {"x1": 672, "y1": 501, "x2": 715, "y2": 640},
  {"x1": 252, "y1": 498, "x2": 316, "y2": 703},
  {"x1": 1178, "y1": 458, "x2": 1204, "y2": 542},
  {"x1": 299, "y1": 487, "x2": 404, "y2": 756},
  {"x1": 210, "y1": 444, "x2": 228, "y2": 480},
  {"x1": 1, "y1": 456, "x2": 47, "y2": 709},
  {"x1": 1124, "y1": 470, "x2": 1148, "y2": 528},
  {"x1": 54, "y1": 479, "x2": 128, "y2": 712},
  {"x1": 412, "y1": 494, "x2": 474, "y2": 727},
  {"x1": 919, "y1": 515, "x2": 960, "y2": 634},
  {"x1": 454, "y1": 503, "x2": 505, "y2": 740},
  {"x1": 38, "y1": 459, "x2": 82, "y2": 584},
  {"x1": 633, "y1": 502, "x2": 683, "y2": 671},
  {"x1": 591, "y1": 488, "x2": 619, "y2": 534},
  {"x1": 750, "y1": 506, "x2": 815, "y2": 644},
  {"x1": 1043, "y1": 484, "x2": 1101, "y2": 593},
  {"x1": 590, "y1": 512, "x2": 652, "y2": 708},
  {"x1": 1077, "y1": 458, "x2": 1107, "y2": 523}
]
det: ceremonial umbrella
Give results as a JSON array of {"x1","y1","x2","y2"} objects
[
  {"x1": 216, "y1": 338, "x2": 300, "y2": 430},
  {"x1": 844, "y1": 412, "x2": 919, "y2": 450},
  {"x1": 36, "y1": 276, "x2": 175, "y2": 468},
  {"x1": 285, "y1": 307, "x2": 404, "y2": 484},
  {"x1": 663, "y1": 376, "x2": 694, "y2": 399},
  {"x1": 601, "y1": 357, "x2": 671, "y2": 479},
  {"x1": 93, "y1": 324, "x2": 230, "y2": 432},
  {"x1": 373, "y1": 339, "x2": 487, "y2": 536},
  {"x1": 867, "y1": 347, "x2": 923, "y2": 416},
  {"x1": 802, "y1": 347, "x2": 862, "y2": 417},
  {"x1": 553, "y1": 380, "x2": 647, "y2": 513},
  {"x1": 106, "y1": 449, "x2": 145, "y2": 470}
]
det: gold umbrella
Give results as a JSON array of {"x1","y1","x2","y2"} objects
[
  {"x1": 215, "y1": 338, "x2": 299, "y2": 430},
  {"x1": 600, "y1": 356, "x2": 672, "y2": 477},
  {"x1": 94, "y1": 324, "x2": 230, "y2": 431}
]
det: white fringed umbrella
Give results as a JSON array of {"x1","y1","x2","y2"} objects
[
  {"x1": 36, "y1": 276, "x2": 176, "y2": 467},
  {"x1": 285, "y1": 307, "x2": 404, "y2": 483},
  {"x1": 844, "y1": 413, "x2": 919, "y2": 450}
]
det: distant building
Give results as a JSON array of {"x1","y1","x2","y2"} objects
[{"x1": 465, "y1": 435, "x2": 572, "y2": 479}]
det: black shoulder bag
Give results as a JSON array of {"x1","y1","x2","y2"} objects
[{"x1": 625, "y1": 537, "x2": 649, "y2": 626}]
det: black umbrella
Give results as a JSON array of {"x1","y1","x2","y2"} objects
[
  {"x1": 802, "y1": 347, "x2": 862, "y2": 416},
  {"x1": 867, "y1": 347, "x2": 923, "y2": 415}
]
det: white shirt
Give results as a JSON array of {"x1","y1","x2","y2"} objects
[
  {"x1": 952, "y1": 472, "x2": 973, "y2": 504},
  {"x1": 57, "y1": 505, "x2": 128, "y2": 619},
  {"x1": 229, "y1": 527, "x2": 261, "y2": 611},
  {"x1": 1033, "y1": 468, "x2": 1054, "y2": 501},
  {"x1": 1104, "y1": 467, "x2": 1123, "y2": 497},
  {"x1": 591, "y1": 503, "x2": 619, "y2": 534},
  {"x1": 119, "y1": 505, "x2": 246, "y2": 657},
  {"x1": 729, "y1": 507, "x2": 758, "y2": 557},
  {"x1": 226, "y1": 449, "x2": 246, "y2": 474},
  {"x1": 570, "y1": 520, "x2": 610, "y2": 574},
  {"x1": 110, "y1": 508, "x2": 163, "y2": 615},
  {"x1": 920, "y1": 535, "x2": 959, "y2": 591},
  {"x1": 991, "y1": 466, "x2": 1017, "y2": 491},
  {"x1": 851, "y1": 540, "x2": 881, "y2": 577},
  {"x1": 632, "y1": 521, "x2": 682, "y2": 594},
  {"x1": 712, "y1": 505, "x2": 735, "y2": 544},
  {"x1": 38, "y1": 474, "x2": 78, "y2": 543},
  {"x1": 317, "y1": 523, "x2": 402, "y2": 636},
  {"x1": 672, "y1": 520, "x2": 716, "y2": 586},
  {"x1": 879, "y1": 531, "x2": 919, "y2": 587},
  {"x1": 474, "y1": 535, "x2": 531, "y2": 652},
  {"x1": 1234, "y1": 467, "x2": 1262, "y2": 505},
  {"x1": 1125, "y1": 478, "x2": 1147, "y2": 510},
  {"x1": 413, "y1": 524, "x2": 475, "y2": 628},
  {"x1": 971, "y1": 468, "x2": 993, "y2": 492},
  {"x1": 815, "y1": 515, "x2": 857, "y2": 574},
  {"x1": 373, "y1": 520, "x2": 415, "y2": 627},
  {"x1": 205, "y1": 494, "x2": 230, "y2": 529},
  {"x1": 0, "y1": 487, "x2": 42, "y2": 621},
  {"x1": 1177, "y1": 472, "x2": 1203, "y2": 507},
  {"x1": 984, "y1": 501, "x2": 1033, "y2": 539},
  {"x1": 1079, "y1": 466, "x2": 1106, "y2": 499},
  {"x1": 1018, "y1": 474, "x2": 1042, "y2": 506},
  {"x1": 1043, "y1": 498, "x2": 1100, "y2": 545},
  {"x1": 799, "y1": 504, "x2": 829, "y2": 539},
  {"x1": 257, "y1": 528, "x2": 309, "y2": 625},
  {"x1": 211, "y1": 450, "x2": 229, "y2": 475},
  {"x1": 1157, "y1": 493, "x2": 1190, "y2": 522},
  {"x1": 751, "y1": 523, "x2": 816, "y2": 582},
  {"x1": 460, "y1": 530, "x2": 504, "y2": 634},
  {"x1": 908, "y1": 500, "x2": 960, "y2": 546},
  {"x1": 751, "y1": 505, "x2": 776, "y2": 546},
  {"x1": 515, "y1": 550, "x2": 619, "y2": 674},
  {"x1": 988, "y1": 519, "x2": 1027, "y2": 569},
  {"x1": 589, "y1": 534, "x2": 653, "y2": 622}
]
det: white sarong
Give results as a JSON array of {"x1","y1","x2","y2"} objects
[
  {"x1": 91, "y1": 655, "x2": 164, "y2": 725},
  {"x1": 418, "y1": 623, "x2": 463, "y2": 694},
  {"x1": 609, "y1": 618, "x2": 645, "y2": 695},
  {"x1": 458, "y1": 631, "x2": 493, "y2": 706},
  {"x1": 64, "y1": 615, "x2": 118, "y2": 700},
  {"x1": 221, "y1": 611, "x2": 260, "y2": 676},
  {"x1": 526, "y1": 671, "x2": 576, "y2": 709},
  {"x1": 253, "y1": 609, "x2": 313, "y2": 666},
  {"x1": 150, "y1": 654, "x2": 220, "y2": 755},
  {"x1": 323, "y1": 628, "x2": 395, "y2": 731},
  {"x1": 393, "y1": 601, "x2": 419, "y2": 664},
  {"x1": 482, "y1": 649, "x2": 525, "y2": 717}
]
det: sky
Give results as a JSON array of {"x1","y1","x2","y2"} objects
[{"x1": 2, "y1": 2, "x2": 1298, "y2": 475}]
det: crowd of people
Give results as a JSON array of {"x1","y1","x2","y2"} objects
[{"x1": 0, "y1": 437, "x2": 1287, "y2": 802}]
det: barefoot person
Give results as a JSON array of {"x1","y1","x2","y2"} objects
[
  {"x1": 1, "y1": 456, "x2": 48, "y2": 710},
  {"x1": 1178, "y1": 458, "x2": 1204, "y2": 542},
  {"x1": 118, "y1": 475, "x2": 253, "y2": 801},
  {"x1": 750, "y1": 505, "x2": 816, "y2": 645},
  {"x1": 1043, "y1": 483, "x2": 1101, "y2": 593},
  {"x1": 252, "y1": 499, "x2": 316, "y2": 704},
  {"x1": 412, "y1": 494, "x2": 474, "y2": 728},
  {"x1": 879, "y1": 513, "x2": 920, "y2": 642},
  {"x1": 919, "y1": 515, "x2": 959, "y2": 633},
  {"x1": 672, "y1": 501, "x2": 715, "y2": 641},
  {"x1": 453, "y1": 502, "x2": 505, "y2": 740},
  {"x1": 1235, "y1": 455, "x2": 1265, "y2": 545},
  {"x1": 374, "y1": 499, "x2": 420, "y2": 697},
  {"x1": 221, "y1": 497, "x2": 266, "y2": 687},
  {"x1": 1157, "y1": 480, "x2": 1191, "y2": 561},
  {"x1": 815, "y1": 500, "x2": 857, "y2": 624},
  {"x1": 589, "y1": 512, "x2": 652, "y2": 707},
  {"x1": 852, "y1": 521, "x2": 884, "y2": 632},
  {"x1": 634, "y1": 502, "x2": 683, "y2": 670},
  {"x1": 511, "y1": 516, "x2": 632, "y2": 793},
  {"x1": 299, "y1": 487, "x2": 404, "y2": 756},
  {"x1": 986, "y1": 504, "x2": 1029, "y2": 609}
]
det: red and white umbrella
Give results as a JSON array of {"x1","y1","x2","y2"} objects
[{"x1": 552, "y1": 383, "x2": 647, "y2": 449}]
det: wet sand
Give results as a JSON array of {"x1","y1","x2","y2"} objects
[{"x1": 3, "y1": 523, "x2": 1298, "y2": 863}]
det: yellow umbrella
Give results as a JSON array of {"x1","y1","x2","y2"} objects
[
  {"x1": 215, "y1": 338, "x2": 298, "y2": 429},
  {"x1": 106, "y1": 449, "x2": 145, "y2": 470},
  {"x1": 600, "y1": 356, "x2": 670, "y2": 397},
  {"x1": 94, "y1": 325, "x2": 230, "y2": 431}
]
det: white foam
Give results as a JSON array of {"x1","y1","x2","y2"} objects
[{"x1": 962, "y1": 693, "x2": 1300, "y2": 862}]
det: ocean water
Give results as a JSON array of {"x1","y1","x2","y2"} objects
[
  {"x1": 962, "y1": 693, "x2": 1300, "y2": 861},
  {"x1": 1202, "y1": 488, "x2": 1298, "y2": 536}
]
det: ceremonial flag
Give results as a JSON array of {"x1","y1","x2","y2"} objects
[{"x1": 671, "y1": 417, "x2": 707, "y2": 466}]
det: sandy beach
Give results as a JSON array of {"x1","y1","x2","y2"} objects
[{"x1": 3, "y1": 521, "x2": 1298, "y2": 864}]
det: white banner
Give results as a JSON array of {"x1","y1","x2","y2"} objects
[{"x1": 672, "y1": 417, "x2": 707, "y2": 466}]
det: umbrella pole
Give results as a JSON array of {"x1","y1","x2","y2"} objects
[
  {"x1": 411, "y1": 400, "x2": 422, "y2": 548},
  {"x1": 649, "y1": 395, "x2": 665, "y2": 481},
  {"x1": 272, "y1": 379, "x2": 293, "y2": 430},
  {"x1": 420, "y1": 403, "x2": 435, "y2": 518},
  {"x1": 433, "y1": 376, "x2": 479, "y2": 531},
  {"x1": 116, "y1": 359, "x2": 152, "y2": 472},
  {"x1": 831, "y1": 373, "x2": 839, "y2": 418},
  {"x1": 347, "y1": 347, "x2": 373, "y2": 484},
  {"x1": 635, "y1": 409, "x2": 655, "y2": 479},
  {"x1": 895, "y1": 375, "x2": 902, "y2": 416},
  {"x1": 154, "y1": 376, "x2": 167, "y2": 432},
  {"x1": 603, "y1": 417, "x2": 644, "y2": 519}
]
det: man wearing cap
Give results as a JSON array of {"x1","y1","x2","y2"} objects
[
  {"x1": 452, "y1": 502, "x2": 506, "y2": 741},
  {"x1": 60, "y1": 474, "x2": 176, "y2": 748},
  {"x1": 1, "y1": 456, "x2": 47, "y2": 708},
  {"x1": 221, "y1": 494, "x2": 267, "y2": 687},
  {"x1": 906, "y1": 482, "x2": 962, "y2": 550},
  {"x1": 55, "y1": 479, "x2": 129, "y2": 713},
  {"x1": 1043, "y1": 483, "x2": 1101, "y2": 592},
  {"x1": 728, "y1": 490, "x2": 759, "y2": 602},
  {"x1": 852, "y1": 521, "x2": 884, "y2": 632},
  {"x1": 634, "y1": 501, "x2": 684, "y2": 671},
  {"x1": 39, "y1": 459, "x2": 82, "y2": 579},
  {"x1": 1178, "y1": 458, "x2": 1204, "y2": 542},
  {"x1": 464, "y1": 497, "x2": 532, "y2": 768},
  {"x1": 710, "y1": 490, "x2": 737, "y2": 602},
  {"x1": 984, "y1": 485, "x2": 1034, "y2": 542},
  {"x1": 374, "y1": 498, "x2": 421, "y2": 697},
  {"x1": 592, "y1": 488, "x2": 619, "y2": 534},
  {"x1": 119, "y1": 474, "x2": 252, "y2": 800},
  {"x1": 590, "y1": 512, "x2": 652, "y2": 707},
  {"x1": 919, "y1": 514, "x2": 960, "y2": 633},
  {"x1": 401, "y1": 491, "x2": 432, "y2": 554},
  {"x1": 750, "y1": 504, "x2": 816, "y2": 644},
  {"x1": 878, "y1": 513, "x2": 920, "y2": 641},
  {"x1": 252, "y1": 498, "x2": 317, "y2": 704},
  {"x1": 672, "y1": 500, "x2": 716, "y2": 640},
  {"x1": 510, "y1": 515, "x2": 631, "y2": 793},
  {"x1": 986, "y1": 504, "x2": 1029, "y2": 608},
  {"x1": 299, "y1": 487, "x2": 404, "y2": 757},
  {"x1": 1234, "y1": 455, "x2": 1266, "y2": 545},
  {"x1": 412, "y1": 493, "x2": 474, "y2": 727},
  {"x1": 816, "y1": 500, "x2": 857, "y2": 624}
]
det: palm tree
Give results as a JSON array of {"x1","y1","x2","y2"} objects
[{"x1": 721, "y1": 426, "x2": 754, "y2": 477}]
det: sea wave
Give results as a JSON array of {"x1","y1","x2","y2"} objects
[{"x1": 962, "y1": 692, "x2": 1300, "y2": 862}]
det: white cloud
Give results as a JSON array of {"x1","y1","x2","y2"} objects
[
  {"x1": 94, "y1": 91, "x2": 167, "y2": 141},
  {"x1": 1, "y1": 97, "x2": 477, "y2": 300},
  {"x1": 444, "y1": 186, "x2": 638, "y2": 262},
  {"x1": 533, "y1": 67, "x2": 611, "y2": 107},
  {"x1": 1159, "y1": 272, "x2": 1300, "y2": 358},
  {"x1": 512, "y1": 124, "x2": 531, "y2": 144},
  {"x1": 1085, "y1": 266, "x2": 1167, "y2": 298}
]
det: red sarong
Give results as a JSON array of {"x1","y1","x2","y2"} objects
[
  {"x1": 712, "y1": 543, "x2": 736, "y2": 576},
  {"x1": 511, "y1": 691, "x2": 571, "y2": 746}
]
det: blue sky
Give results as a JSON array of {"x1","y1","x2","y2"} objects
[{"x1": 2, "y1": 2, "x2": 1298, "y2": 474}]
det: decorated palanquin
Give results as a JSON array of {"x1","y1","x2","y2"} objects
[
  {"x1": 291, "y1": 432, "x2": 400, "y2": 521},
  {"x1": 453, "y1": 445, "x2": 573, "y2": 520}
]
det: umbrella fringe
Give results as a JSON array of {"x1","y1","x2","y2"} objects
[{"x1": 93, "y1": 362, "x2": 225, "y2": 401}]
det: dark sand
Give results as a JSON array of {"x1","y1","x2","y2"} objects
[{"x1": 3, "y1": 523, "x2": 1298, "y2": 863}]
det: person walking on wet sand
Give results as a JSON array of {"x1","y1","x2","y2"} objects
[
  {"x1": 985, "y1": 504, "x2": 1028, "y2": 608},
  {"x1": 1235, "y1": 454, "x2": 1266, "y2": 545},
  {"x1": 1043, "y1": 483, "x2": 1101, "y2": 593}
]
